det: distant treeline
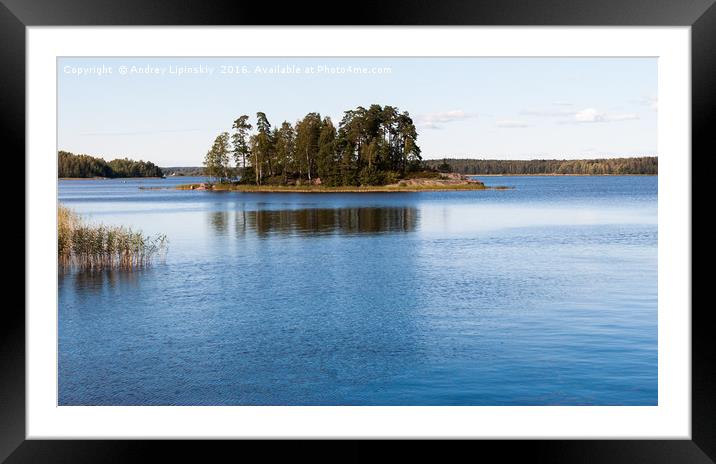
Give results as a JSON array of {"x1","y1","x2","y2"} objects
[
  {"x1": 58, "y1": 151, "x2": 163, "y2": 178},
  {"x1": 423, "y1": 157, "x2": 657, "y2": 175},
  {"x1": 162, "y1": 166, "x2": 206, "y2": 177}
]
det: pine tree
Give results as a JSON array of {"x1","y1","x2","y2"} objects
[{"x1": 231, "y1": 115, "x2": 253, "y2": 175}]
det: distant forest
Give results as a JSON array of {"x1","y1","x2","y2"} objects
[
  {"x1": 162, "y1": 166, "x2": 206, "y2": 177},
  {"x1": 58, "y1": 151, "x2": 163, "y2": 178},
  {"x1": 423, "y1": 157, "x2": 657, "y2": 175},
  {"x1": 162, "y1": 156, "x2": 659, "y2": 178}
]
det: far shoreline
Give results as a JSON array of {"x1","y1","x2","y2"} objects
[
  {"x1": 466, "y1": 173, "x2": 658, "y2": 177},
  {"x1": 58, "y1": 173, "x2": 658, "y2": 181},
  {"x1": 59, "y1": 177, "x2": 165, "y2": 180}
]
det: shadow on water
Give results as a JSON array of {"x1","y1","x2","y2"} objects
[{"x1": 209, "y1": 207, "x2": 419, "y2": 238}]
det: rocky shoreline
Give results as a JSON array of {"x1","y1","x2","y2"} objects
[{"x1": 175, "y1": 173, "x2": 511, "y2": 193}]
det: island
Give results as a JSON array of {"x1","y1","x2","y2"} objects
[
  {"x1": 175, "y1": 104, "x2": 514, "y2": 192},
  {"x1": 176, "y1": 172, "x2": 512, "y2": 192},
  {"x1": 58, "y1": 151, "x2": 164, "y2": 179}
]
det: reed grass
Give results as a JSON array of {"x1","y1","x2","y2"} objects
[{"x1": 58, "y1": 205, "x2": 167, "y2": 271}]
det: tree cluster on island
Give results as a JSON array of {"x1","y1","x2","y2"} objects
[
  {"x1": 58, "y1": 151, "x2": 163, "y2": 178},
  {"x1": 203, "y1": 104, "x2": 423, "y2": 187}
]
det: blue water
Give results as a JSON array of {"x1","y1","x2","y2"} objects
[{"x1": 58, "y1": 176, "x2": 657, "y2": 405}]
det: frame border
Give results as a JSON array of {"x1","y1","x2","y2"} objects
[{"x1": 6, "y1": 0, "x2": 711, "y2": 461}]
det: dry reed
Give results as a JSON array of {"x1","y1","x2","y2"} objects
[{"x1": 58, "y1": 205, "x2": 167, "y2": 271}]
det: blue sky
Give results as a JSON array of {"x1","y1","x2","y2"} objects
[{"x1": 58, "y1": 57, "x2": 657, "y2": 166}]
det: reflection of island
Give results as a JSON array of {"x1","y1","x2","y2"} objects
[{"x1": 210, "y1": 207, "x2": 419, "y2": 237}]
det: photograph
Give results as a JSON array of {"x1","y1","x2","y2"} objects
[
  {"x1": 0, "y1": 0, "x2": 709, "y2": 453},
  {"x1": 56, "y1": 56, "x2": 658, "y2": 407}
]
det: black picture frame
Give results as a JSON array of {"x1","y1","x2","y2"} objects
[{"x1": 4, "y1": 0, "x2": 710, "y2": 461}]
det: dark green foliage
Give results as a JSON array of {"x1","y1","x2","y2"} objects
[
  {"x1": 212, "y1": 104, "x2": 423, "y2": 187},
  {"x1": 358, "y1": 165, "x2": 385, "y2": 186},
  {"x1": 316, "y1": 117, "x2": 338, "y2": 185},
  {"x1": 58, "y1": 151, "x2": 113, "y2": 178},
  {"x1": 263, "y1": 175, "x2": 286, "y2": 186},
  {"x1": 58, "y1": 151, "x2": 163, "y2": 178},
  {"x1": 161, "y1": 167, "x2": 206, "y2": 176},
  {"x1": 107, "y1": 157, "x2": 163, "y2": 178},
  {"x1": 237, "y1": 166, "x2": 256, "y2": 184},
  {"x1": 203, "y1": 132, "x2": 231, "y2": 182},
  {"x1": 231, "y1": 115, "x2": 253, "y2": 171},
  {"x1": 422, "y1": 157, "x2": 658, "y2": 175},
  {"x1": 437, "y1": 160, "x2": 452, "y2": 173}
]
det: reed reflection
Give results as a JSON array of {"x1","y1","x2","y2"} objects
[
  {"x1": 210, "y1": 207, "x2": 419, "y2": 237},
  {"x1": 60, "y1": 268, "x2": 145, "y2": 295}
]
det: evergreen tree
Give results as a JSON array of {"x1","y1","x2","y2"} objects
[
  {"x1": 317, "y1": 117, "x2": 337, "y2": 185},
  {"x1": 295, "y1": 112, "x2": 321, "y2": 182},
  {"x1": 274, "y1": 121, "x2": 296, "y2": 183},
  {"x1": 253, "y1": 112, "x2": 272, "y2": 184},
  {"x1": 231, "y1": 115, "x2": 253, "y2": 174},
  {"x1": 199, "y1": 104, "x2": 423, "y2": 185},
  {"x1": 203, "y1": 148, "x2": 218, "y2": 181},
  {"x1": 213, "y1": 132, "x2": 231, "y2": 182}
]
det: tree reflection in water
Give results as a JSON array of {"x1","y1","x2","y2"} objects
[{"x1": 209, "y1": 207, "x2": 419, "y2": 237}]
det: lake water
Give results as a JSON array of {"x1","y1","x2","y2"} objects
[{"x1": 58, "y1": 176, "x2": 657, "y2": 405}]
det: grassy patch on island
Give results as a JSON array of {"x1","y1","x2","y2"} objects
[{"x1": 175, "y1": 179, "x2": 506, "y2": 193}]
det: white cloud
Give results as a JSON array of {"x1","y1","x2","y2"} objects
[
  {"x1": 571, "y1": 108, "x2": 639, "y2": 123},
  {"x1": 79, "y1": 128, "x2": 205, "y2": 136},
  {"x1": 415, "y1": 110, "x2": 477, "y2": 129},
  {"x1": 523, "y1": 100, "x2": 645, "y2": 122},
  {"x1": 520, "y1": 107, "x2": 575, "y2": 117},
  {"x1": 496, "y1": 120, "x2": 530, "y2": 128},
  {"x1": 607, "y1": 112, "x2": 640, "y2": 121},
  {"x1": 574, "y1": 108, "x2": 604, "y2": 122},
  {"x1": 633, "y1": 95, "x2": 657, "y2": 111}
]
